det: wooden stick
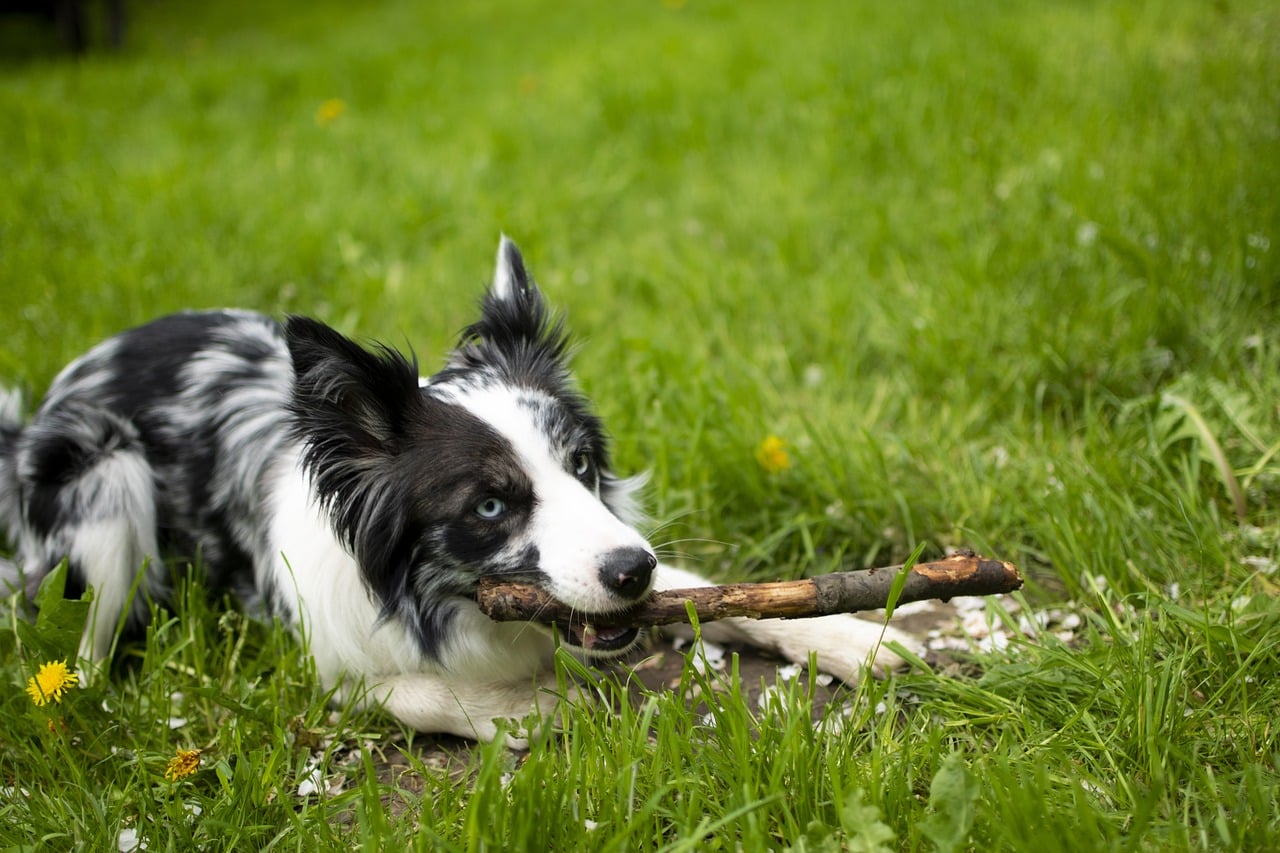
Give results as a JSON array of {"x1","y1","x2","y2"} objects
[{"x1": 475, "y1": 551, "x2": 1022, "y2": 627}]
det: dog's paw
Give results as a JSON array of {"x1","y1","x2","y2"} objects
[{"x1": 767, "y1": 614, "x2": 924, "y2": 683}]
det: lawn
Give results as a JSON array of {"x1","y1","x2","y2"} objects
[{"x1": 2, "y1": 0, "x2": 1279, "y2": 848}]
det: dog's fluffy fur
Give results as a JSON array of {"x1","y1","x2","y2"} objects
[{"x1": 0, "y1": 238, "x2": 915, "y2": 743}]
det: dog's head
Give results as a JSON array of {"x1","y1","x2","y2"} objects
[{"x1": 286, "y1": 237, "x2": 654, "y2": 660}]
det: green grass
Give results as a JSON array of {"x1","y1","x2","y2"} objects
[{"x1": 2, "y1": 0, "x2": 1279, "y2": 848}]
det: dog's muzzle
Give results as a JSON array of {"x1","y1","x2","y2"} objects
[{"x1": 554, "y1": 547, "x2": 655, "y2": 654}]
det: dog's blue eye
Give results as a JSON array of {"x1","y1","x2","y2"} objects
[
  {"x1": 475, "y1": 497, "x2": 507, "y2": 520},
  {"x1": 574, "y1": 452, "x2": 594, "y2": 479}
]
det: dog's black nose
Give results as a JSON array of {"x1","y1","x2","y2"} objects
[{"x1": 598, "y1": 547, "x2": 657, "y2": 601}]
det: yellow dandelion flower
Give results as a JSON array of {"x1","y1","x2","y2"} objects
[
  {"x1": 755, "y1": 435, "x2": 792, "y2": 474},
  {"x1": 165, "y1": 748, "x2": 202, "y2": 782},
  {"x1": 25, "y1": 660, "x2": 78, "y2": 707},
  {"x1": 314, "y1": 98, "x2": 346, "y2": 127}
]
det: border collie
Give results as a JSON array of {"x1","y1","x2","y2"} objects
[{"x1": 0, "y1": 238, "x2": 915, "y2": 744}]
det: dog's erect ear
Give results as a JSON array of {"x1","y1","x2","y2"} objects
[
  {"x1": 445, "y1": 237, "x2": 570, "y2": 378},
  {"x1": 285, "y1": 317, "x2": 420, "y2": 451},
  {"x1": 481, "y1": 235, "x2": 548, "y2": 330},
  {"x1": 491, "y1": 234, "x2": 535, "y2": 304}
]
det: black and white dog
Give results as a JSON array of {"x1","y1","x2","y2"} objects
[{"x1": 0, "y1": 238, "x2": 915, "y2": 743}]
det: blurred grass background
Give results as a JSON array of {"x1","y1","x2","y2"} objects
[
  {"x1": 4, "y1": 0, "x2": 1277, "y2": 586},
  {"x1": 2, "y1": 0, "x2": 1279, "y2": 847}
]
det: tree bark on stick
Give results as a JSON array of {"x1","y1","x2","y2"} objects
[{"x1": 475, "y1": 551, "x2": 1022, "y2": 627}]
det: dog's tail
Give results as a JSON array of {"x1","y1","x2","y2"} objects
[{"x1": 0, "y1": 388, "x2": 26, "y2": 594}]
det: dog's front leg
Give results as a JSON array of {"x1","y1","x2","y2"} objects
[
  {"x1": 653, "y1": 564, "x2": 923, "y2": 682},
  {"x1": 358, "y1": 673, "x2": 573, "y2": 748}
]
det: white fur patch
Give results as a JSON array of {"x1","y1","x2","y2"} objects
[{"x1": 61, "y1": 449, "x2": 161, "y2": 662}]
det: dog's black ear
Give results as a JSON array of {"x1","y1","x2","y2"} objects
[
  {"x1": 285, "y1": 316, "x2": 420, "y2": 453},
  {"x1": 285, "y1": 317, "x2": 422, "y2": 586}
]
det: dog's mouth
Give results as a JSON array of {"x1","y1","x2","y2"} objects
[
  {"x1": 472, "y1": 577, "x2": 645, "y2": 655},
  {"x1": 553, "y1": 616, "x2": 641, "y2": 655}
]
